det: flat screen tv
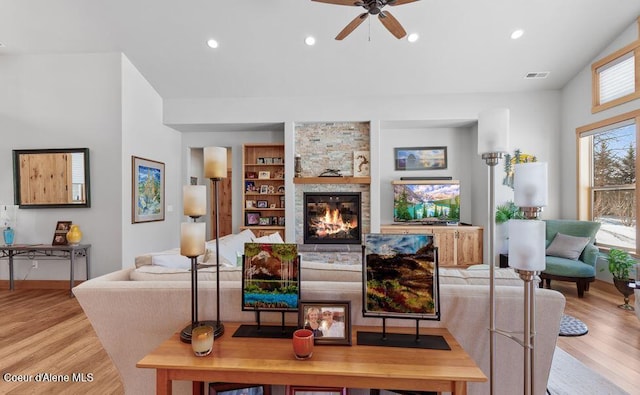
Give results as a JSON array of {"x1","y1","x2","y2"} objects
[{"x1": 392, "y1": 180, "x2": 460, "y2": 223}]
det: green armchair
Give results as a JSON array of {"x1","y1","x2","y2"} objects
[{"x1": 540, "y1": 219, "x2": 601, "y2": 298}]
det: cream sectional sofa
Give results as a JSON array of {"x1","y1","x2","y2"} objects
[{"x1": 74, "y1": 257, "x2": 565, "y2": 395}]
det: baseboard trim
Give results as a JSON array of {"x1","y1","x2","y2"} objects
[{"x1": 0, "y1": 280, "x2": 84, "y2": 290}]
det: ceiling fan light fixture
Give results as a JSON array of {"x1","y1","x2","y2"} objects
[
  {"x1": 407, "y1": 33, "x2": 419, "y2": 43},
  {"x1": 510, "y1": 29, "x2": 524, "y2": 40},
  {"x1": 305, "y1": 36, "x2": 316, "y2": 46},
  {"x1": 207, "y1": 39, "x2": 219, "y2": 49}
]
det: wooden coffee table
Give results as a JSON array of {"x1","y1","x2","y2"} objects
[{"x1": 137, "y1": 323, "x2": 486, "y2": 395}]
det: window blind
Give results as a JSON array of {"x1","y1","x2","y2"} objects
[{"x1": 598, "y1": 52, "x2": 635, "y2": 104}]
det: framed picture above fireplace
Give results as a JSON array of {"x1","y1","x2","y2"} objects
[{"x1": 362, "y1": 233, "x2": 440, "y2": 321}]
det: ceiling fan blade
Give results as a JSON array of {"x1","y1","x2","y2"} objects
[
  {"x1": 378, "y1": 11, "x2": 407, "y2": 39},
  {"x1": 388, "y1": 0, "x2": 420, "y2": 6},
  {"x1": 311, "y1": 0, "x2": 359, "y2": 6},
  {"x1": 336, "y1": 13, "x2": 369, "y2": 40}
]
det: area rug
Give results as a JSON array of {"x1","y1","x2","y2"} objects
[
  {"x1": 547, "y1": 347, "x2": 629, "y2": 395},
  {"x1": 558, "y1": 314, "x2": 588, "y2": 336}
]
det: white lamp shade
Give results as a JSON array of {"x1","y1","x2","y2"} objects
[
  {"x1": 508, "y1": 219, "x2": 546, "y2": 272},
  {"x1": 514, "y1": 162, "x2": 548, "y2": 207},
  {"x1": 204, "y1": 147, "x2": 227, "y2": 179},
  {"x1": 183, "y1": 185, "x2": 207, "y2": 217},
  {"x1": 478, "y1": 108, "x2": 510, "y2": 155},
  {"x1": 180, "y1": 222, "x2": 206, "y2": 257}
]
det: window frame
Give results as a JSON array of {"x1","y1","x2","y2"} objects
[
  {"x1": 591, "y1": 39, "x2": 640, "y2": 113},
  {"x1": 576, "y1": 108, "x2": 640, "y2": 253}
]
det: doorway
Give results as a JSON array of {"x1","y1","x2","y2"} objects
[{"x1": 210, "y1": 171, "x2": 232, "y2": 238}]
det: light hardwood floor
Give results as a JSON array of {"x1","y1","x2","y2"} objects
[{"x1": 0, "y1": 281, "x2": 637, "y2": 395}]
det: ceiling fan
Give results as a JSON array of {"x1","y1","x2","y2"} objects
[{"x1": 312, "y1": 0, "x2": 419, "y2": 40}]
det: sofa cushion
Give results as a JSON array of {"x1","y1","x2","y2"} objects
[
  {"x1": 254, "y1": 232, "x2": 284, "y2": 244},
  {"x1": 130, "y1": 265, "x2": 242, "y2": 281},
  {"x1": 546, "y1": 232, "x2": 591, "y2": 260},
  {"x1": 544, "y1": 256, "x2": 596, "y2": 277}
]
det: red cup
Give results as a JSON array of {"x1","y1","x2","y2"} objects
[{"x1": 292, "y1": 328, "x2": 314, "y2": 360}]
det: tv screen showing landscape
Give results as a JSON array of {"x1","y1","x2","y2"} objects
[{"x1": 392, "y1": 180, "x2": 460, "y2": 223}]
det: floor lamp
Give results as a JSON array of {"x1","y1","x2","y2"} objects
[
  {"x1": 204, "y1": 146, "x2": 227, "y2": 339},
  {"x1": 510, "y1": 162, "x2": 548, "y2": 395},
  {"x1": 180, "y1": 185, "x2": 220, "y2": 343},
  {"x1": 478, "y1": 108, "x2": 510, "y2": 395}
]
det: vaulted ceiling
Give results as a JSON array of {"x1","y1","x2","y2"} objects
[{"x1": 1, "y1": 0, "x2": 639, "y2": 100}]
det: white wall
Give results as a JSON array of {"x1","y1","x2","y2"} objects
[
  {"x1": 561, "y1": 20, "x2": 639, "y2": 280},
  {"x1": 168, "y1": 91, "x2": 561, "y2": 264},
  {"x1": 121, "y1": 55, "x2": 183, "y2": 269},
  {"x1": 0, "y1": 53, "x2": 123, "y2": 279}
]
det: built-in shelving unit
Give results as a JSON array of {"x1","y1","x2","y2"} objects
[{"x1": 241, "y1": 143, "x2": 285, "y2": 238}]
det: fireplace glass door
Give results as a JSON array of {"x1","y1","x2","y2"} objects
[{"x1": 303, "y1": 192, "x2": 361, "y2": 244}]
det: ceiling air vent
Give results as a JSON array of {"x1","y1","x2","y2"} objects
[{"x1": 525, "y1": 72, "x2": 550, "y2": 79}]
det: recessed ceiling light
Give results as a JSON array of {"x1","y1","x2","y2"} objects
[
  {"x1": 305, "y1": 36, "x2": 316, "y2": 46},
  {"x1": 207, "y1": 39, "x2": 219, "y2": 49},
  {"x1": 407, "y1": 33, "x2": 419, "y2": 43},
  {"x1": 510, "y1": 29, "x2": 524, "y2": 40}
]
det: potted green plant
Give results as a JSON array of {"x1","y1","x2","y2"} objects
[
  {"x1": 605, "y1": 248, "x2": 636, "y2": 310},
  {"x1": 495, "y1": 201, "x2": 525, "y2": 224}
]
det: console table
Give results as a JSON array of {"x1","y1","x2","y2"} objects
[
  {"x1": 0, "y1": 244, "x2": 91, "y2": 296},
  {"x1": 137, "y1": 323, "x2": 486, "y2": 395}
]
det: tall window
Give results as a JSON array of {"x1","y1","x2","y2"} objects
[{"x1": 577, "y1": 110, "x2": 640, "y2": 253}]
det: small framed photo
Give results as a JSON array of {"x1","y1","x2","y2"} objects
[
  {"x1": 257, "y1": 157, "x2": 265, "y2": 164},
  {"x1": 271, "y1": 216, "x2": 278, "y2": 224},
  {"x1": 270, "y1": 203, "x2": 277, "y2": 209},
  {"x1": 264, "y1": 157, "x2": 273, "y2": 164},
  {"x1": 245, "y1": 212, "x2": 261, "y2": 226},
  {"x1": 258, "y1": 171, "x2": 270, "y2": 179},
  {"x1": 246, "y1": 200, "x2": 256, "y2": 209},
  {"x1": 260, "y1": 185, "x2": 269, "y2": 194},
  {"x1": 52, "y1": 221, "x2": 72, "y2": 245},
  {"x1": 258, "y1": 217, "x2": 272, "y2": 226},
  {"x1": 278, "y1": 216, "x2": 285, "y2": 226},
  {"x1": 298, "y1": 300, "x2": 351, "y2": 345},
  {"x1": 246, "y1": 172, "x2": 257, "y2": 179},
  {"x1": 245, "y1": 181, "x2": 256, "y2": 192},
  {"x1": 257, "y1": 200, "x2": 268, "y2": 208}
]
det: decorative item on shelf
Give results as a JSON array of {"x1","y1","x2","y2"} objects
[
  {"x1": 319, "y1": 169, "x2": 342, "y2": 177},
  {"x1": 66, "y1": 224, "x2": 83, "y2": 245},
  {"x1": 202, "y1": 146, "x2": 227, "y2": 340},
  {"x1": 1, "y1": 205, "x2": 17, "y2": 246},
  {"x1": 294, "y1": 154, "x2": 302, "y2": 177},
  {"x1": 503, "y1": 149, "x2": 537, "y2": 189},
  {"x1": 603, "y1": 248, "x2": 636, "y2": 310},
  {"x1": 478, "y1": 107, "x2": 509, "y2": 395},
  {"x1": 353, "y1": 150, "x2": 370, "y2": 176},
  {"x1": 52, "y1": 221, "x2": 72, "y2": 245}
]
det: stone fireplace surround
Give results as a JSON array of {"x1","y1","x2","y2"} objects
[{"x1": 294, "y1": 122, "x2": 370, "y2": 265}]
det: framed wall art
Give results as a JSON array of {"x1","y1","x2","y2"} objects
[
  {"x1": 298, "y1": 300, "x2": 351, "y2": 345},
  {"x1": 362, "y1": 233, "x2": 440, "y2": 321},
  {"x1": 394, "y1": 146, "x2": 447, "y2": 170},
  {"x1": 242, "y1": 243, "x2": 300, "y2": 312},
  {"x1": 132, "y1": 156, "x2": 165, "y2": 223}
]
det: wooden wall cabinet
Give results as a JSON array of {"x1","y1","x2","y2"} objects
[
  {"x1": 380, "y1": 225, "x2": 483, "y2": 267},
  {"x1": 241, "y1": 144, "x2": 285, "y2": 239}
]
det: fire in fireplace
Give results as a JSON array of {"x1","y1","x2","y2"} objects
[{"x1": 303, "y1": 192, "x2": 361, "y2": 244}]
